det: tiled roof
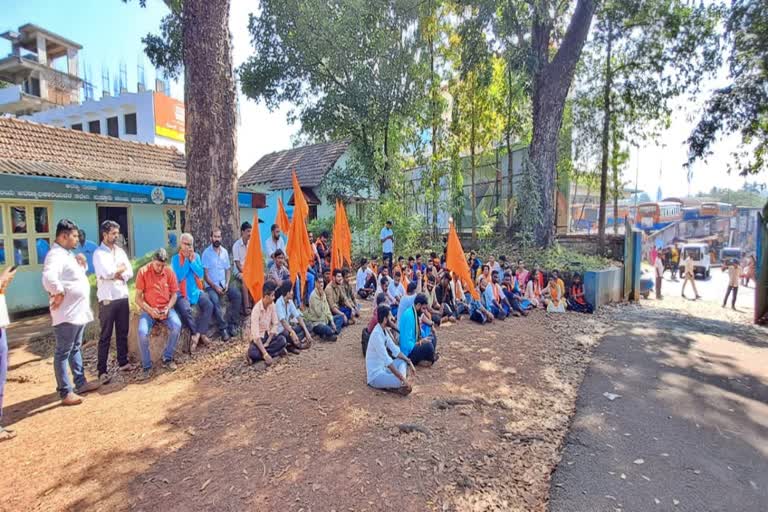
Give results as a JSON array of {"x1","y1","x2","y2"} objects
[
  {"x1": 241, "y1": 139, "x2": 350, "y2": 190},
  {"x1": 0, "y1": 116, "x2": 187, "y2": 187}
]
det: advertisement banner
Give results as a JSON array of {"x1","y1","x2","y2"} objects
[{"x1": 154, "y1": 92, "x2": 185, "y2": 142}]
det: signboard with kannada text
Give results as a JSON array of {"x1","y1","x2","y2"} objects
[{"x1": 153, "y1": 92, "x2": 185, "y2": 142}]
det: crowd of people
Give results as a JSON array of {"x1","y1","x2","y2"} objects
[{"x1": 0, "y1": 216, "x2": 599, "y2": 441}]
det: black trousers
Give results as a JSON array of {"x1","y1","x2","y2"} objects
[
  {"x1": 98, "y1": 298, "x2": 130, "y2": 375},
  {"x1": 723, "y1": 286, "x2": 738, "y2": 308},
  {"x1": 247, "y1": 333, "x2": 288, "y2": 362},
  {"x1": 655, "y1": 276, "x2": 663, "y2": 299}
]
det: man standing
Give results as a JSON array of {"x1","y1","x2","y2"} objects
[
  {"x1": 0, "y1": 266, "x2": 17, "y2": 440},
  {"x1": 654, "y1": 253, "x2": 665, "y2": 300},
  {"x1": 670, "y1": 244, "x2": 680, "y2": 281},
  {"x1": 74, "y1": 228, "x2": 98, "y2": 275},
  {"x1": 42, "y1": 219, "x2": 99, "y2": 406},
  {"x1": 265, "y1": 224, "x2": 286, "y2": 265},
  {"x1": 135, "y1": 249, "x2": 182, "y2": 379},
  {"x1": 92, "y1": 220, "x2": 135, "y2": 384},
  {"x1": 722, "y1": 259, "x2": 741, "y2": 310},
  {"x1": 203, "y1": 229, "x2": 242, "y2": 341},
  {"x1": 380, "y1": 220, "x2": 394, "y2": 273},
  {"x1": 681, "y1": 253, "x2": 701, "y2": 300},
  {"x1": 232, "y1": 221, "x2": 253, "y2": 313},
  {"x1": 172, "y1": 233, "x2": 213, "y2": 352}
]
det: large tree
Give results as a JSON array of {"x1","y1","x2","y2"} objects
[
  {"x1": 129, "y1": 0, "x2": 240, "y2": 248},
  {"x1": 688, "y1": 0, "x2": 768, "y2": 176},
  {"x1": 239, "y1": 0, "x2": 426, "y2": 195}
]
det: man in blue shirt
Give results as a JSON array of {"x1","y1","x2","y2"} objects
[
  {"x1": 202, "y1": 229, "x2": 242, "y2": 341},
  {"x1": 74, "y1": 229, "x2": 98, "y2": 274},
  {"x1": 380, "y1": 220, "x2": 394, "y2": 274},
  {"x1": 397, "y1": 294, "x2": 438, "y2": 367},
  {"x1": 172, "y1": 233, "x2": 214, "y2": 351}
]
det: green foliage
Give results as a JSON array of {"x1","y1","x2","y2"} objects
[
  {"x1": 365, "y1": 196, "x2": 425, "y2": 257},
  {"x1": 476, "y1": 239, "x2": 612, "y2": 273},
  {"x1": 699, "y1": 184, "x2": 768, "y2": 208},
  {"x1": 689, "y1": 0, "x2": 768, "y2": 175}
]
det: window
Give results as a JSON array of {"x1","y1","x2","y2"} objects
[
  {"x1": 309, "y1": 205, "x2": 318, "y2": 221},
  {"x1": 165, "y1": 206, "x2": 186, "y2": 250},
  {"x1": 88, "y1": 120, "x2": 101, "y2": 134},
  {"x1": 107, "y1": 116, "x2": 119, "y2": 138},
  {"x1": 124, "y1": 113, "x2": 137, "y2": 135},
  {"x1": 0, "y1": 203, "x2": 52, "y2": 268},
  {"x1": 71, "y1": 123, "x2": 83, "y2": 131}
]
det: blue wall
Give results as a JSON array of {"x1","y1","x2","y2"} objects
[
  {"x1": 131, "y1": 204, "x2": 166, "y2": 258},
  {"x1": 53, "y1": 200, "x2": 98, "y2": 244}
]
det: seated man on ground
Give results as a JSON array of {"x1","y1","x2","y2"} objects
[
  {"x1": 546, "y1": 275, "x2": 567, "y2": 313},
  {"x1": 388, "y1": 271, "x2": 406, "y2": 316},
  {"x1": 423, "y1": 274, "x2": 447, "y2": 324},
  {"x1": 567, "y1": 273, "x2": 594, "y2": 314},
  {"x1": 276, "y1": 279, "x2": 313, "y2": 352},
  {"x1": 366, "y1": 304, "x2": 417, "y2": 396},
  {"x1": 326, "y1": 269, "x2": 356, "y2": 326},
  {"x1": 202, "y1": 229, "x2": 242, "y2": 341},
  {"x1": 435, "y1": 272, "x2": 460, "y2": 319},
  {"x1": 341, "y1": 268, "x2": 361, "y2": 319},
  {"x1": 356, "y1": 258, "x2": 376, "y2": 299},
  {"x1": 246, "y1": 280, "x2": 288, "y2": 366},
  {"x1": 490, "y1": 270, "x2": 513, "y2": 317},
  {"x1": 398, "y1": 294, "x2": 439, "y2": 367},
  {"x1": 135, "y1": 249, "x2": 182, "y2": 379},
  {"x1": 501, "y1": 272, "x2": 529, "y2": 316},
  {"x1": 172, "y1": 233, "x2": 214, "y2": 352},
  {"x1": 363, "y1": 292, "x2": 398, "y2": 355},
  {"x1": 480, "y1": 275, "x2": 507, "y2": 320},
  {"x1": 466, "y1": 288, "x2": 494, "y2": 324},
  {"x1": 268, "y1": 249, "x2": 290, "y2": 283},
  {"x1": 451, "y1": 273, "x2": 470, "y2": 316},
  {"x1": 304, "y1": 275, "x2": 342, "y2": 341}
]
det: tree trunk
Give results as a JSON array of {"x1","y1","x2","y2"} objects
[
  {"x1": 530, "y1": 0, "x2": 596, "y2": 248},
  {"x1": 598, "y1": 20, "x2": 613, "y2": 254},
  {"x1": 470, "y1": 87, "x2": 477, "y2": 242},
  {"x1": 183, "y1": 0, "x2": 239, "y2": 250}
]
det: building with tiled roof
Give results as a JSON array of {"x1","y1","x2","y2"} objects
[{"x1": 0, "y1": 116, "x2": 263, "y2": 313}]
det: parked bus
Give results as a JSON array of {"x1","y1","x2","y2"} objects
[
  {"x1": 700, "y1": 202, "x2": 734, "y2": 218},
  {"x1": 636, "y1": 201, "x2": 682, "y2": 231},
  {"x1": 571, "y1": 203, "x2": 629, "y2": 231}
]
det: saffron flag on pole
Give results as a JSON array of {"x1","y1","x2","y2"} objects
[
  {"x1": 446, "y1": 221, "x2": 479, "y2": 299},
  {"x1": 276, "y1": 197, "x2": 291, "y2": 234},
  {"x1": 330, "y1": 200, "x2": 343, "y2": 273},
  {"x1": 338, "y1": 200, "x2": 352, "y2": 267},
  {"x1": 242, "y1": 211, "x2": 265, "y2": 302},
  {"x1": 292, "y1": 170, "x2": 309, "y2": 220}
]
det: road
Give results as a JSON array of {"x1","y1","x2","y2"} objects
[{"x1": 550, "y1": 272, "x2": 768, "y2": 511}]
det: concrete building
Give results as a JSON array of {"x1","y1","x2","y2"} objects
[
  {"x1": 241, "y1": 140, "x2": 354, "y2": 245},
  {"x1": 23, "y1": 90, "x2": 186, "y2": 153},
  {"x1": 0, "y1": 24, "x2": 82, "y2": 116},
  {"x1": 0, "y1": 117, "x2": 263, "y2": 313}
]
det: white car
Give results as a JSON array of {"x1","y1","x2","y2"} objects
[{"x1": 679, "y1": 243, "x2": 711, "y2": 279}]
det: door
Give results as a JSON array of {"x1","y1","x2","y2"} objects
[{"x1": 98, "y1": 206, "x2": 131, "y2": 257}]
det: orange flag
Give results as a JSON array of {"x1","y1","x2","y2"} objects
[
  {"x1": 330, "y1": 199, "x2": 352, "y2": 274},
  {"x1": 446, "y1": 221, "x2": 479, "y2": 299},
  {"x1": 292, "y1": 170, "x2": 309, "y2": 220},
  {"x1": 338, "y1": 200, "x2": 352, "y2": 266},
  {"x1": 242, "y1": 211, "x2": 265, "y2": 302},
  {"x1": 276, "y1": 197, "x2": 291, "y2": 234},
  {"x1": 286, "y1": 173, "x2": 313, "y2": 287}
]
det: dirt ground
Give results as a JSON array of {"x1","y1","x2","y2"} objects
[{"x1": 1, "y1": 302, "x2": 621, "y2": 512}]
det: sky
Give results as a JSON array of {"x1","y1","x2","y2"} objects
[{"x1": 2, "y1": 0, "x2": 764, "y2": 197}]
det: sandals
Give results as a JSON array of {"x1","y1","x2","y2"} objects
[{"x1": 0, "y1": 427, "x2": 16, "y2": 442}]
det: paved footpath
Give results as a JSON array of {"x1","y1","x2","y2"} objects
[{"x1": 550, "y1": 302, "x2": 768, "y2": 512}]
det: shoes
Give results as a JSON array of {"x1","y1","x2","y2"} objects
[
  {"x1": 137, "y1": 368, "x2": 153, "y2": 381},
  {"x1": 327, "y1": 335, "x2": 338, "y2": 342},
  {"x1": 221, "y1": 330, "x2": 231, "y2": 342},
  {"x1": 98, "y1": 373, "x2": 112, "y2": 385},
  {"x1": 75, "y1": 380, "x2": 101, "y2": 395},
  {"x1": 119, "y1": 362, "x2": 136, "y2": 372},
  {"x1": 287, "y1": 346, "x2": 301, "y2": 355},
  {"x1": 162, "y1": 359, "x2": 178, "y2": 371},
  {"x1": 0, "y1": 426, "x2": 16, "y2": 442},
  {"x1": 61, "y1": 393, "x2": 83, "y2": 406},
  {"x1": 395, "y1": 385, "x2": 412, "y2": 396}
]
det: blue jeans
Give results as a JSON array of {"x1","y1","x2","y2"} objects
[
  {"x1": 0, "y1": 329, "x2": 7, "y2": 417},
  {"x1": 175, "y1": 293, "x2": 213, "y2": 335},
  {"x1": 206, "y1": 286, "x2": 242, "y2": 334},
  {"x1": 137, "y1": 310, "x2": 182, "y2": 370},
  {"x1": 53, "y1": 322, "x2": 88, "y2": 398},
  {"x1": 339, "y1": 306, "x2": 352, "y2": 322}
]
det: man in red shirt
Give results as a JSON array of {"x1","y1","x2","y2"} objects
[{"x1": 135, "y1": 249, "x2": 181, "y2": 380}]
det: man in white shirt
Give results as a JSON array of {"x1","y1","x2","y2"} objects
[
  {"x1": 380, "y1": 220, "x2": 394, "y2": 273},
  {"x1": 42, "y1": 219, "x2": 100, "y2": 406},
  {"x1": 654, "y1": 254, "x2": 665, "y2": 300},
  {"x1": 275, "y1": 280, "x2": 313, "y2": 352},
  {"x1": 388, "y1": 270, "x2": 406, "y2": 316},
  {"x1": 366, "y1": 304, "x2": 416, "y2": 395},
  {"x1": 231, "y1": 221, "x2": 252, "y2": 313},
  {"x1": 722, "y1": 259, "x2": 741, "y2": 310},
  {"x1": 681, "y1": 253, "x2": 701, "y2": 300},
  {"x1": 355, "y1": 258, "x2": 375, "y2": 299},
  {"x1": 92, "y1": 220, "x2": 135, "y2": 384},
  {"x1": 265, "y1": 223, "x2": 286, "y2": 266},
  {"x1": 202, "y1": 229, "x2": 242, "y2": 341}
]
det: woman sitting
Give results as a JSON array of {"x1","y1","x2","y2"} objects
[
  {"x1": 526, "y1": 269, "x2": 545, "y2": 308},
  {"x1": 567, "y1": 273, "x2": 594, "y2": 314},
  {"x1": 546, "y1": 276, "x2": 566, "y2": 313}
]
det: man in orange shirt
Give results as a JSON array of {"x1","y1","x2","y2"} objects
[{"x1": 135, "y1": 249, "x2": 181, "y2": 380}]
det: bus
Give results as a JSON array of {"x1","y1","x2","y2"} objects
[
  {"x1": 636, "y1": 201, "x2": 682, "y2": 231},
  {"x1": 700, "y1": 202, "x2": 734, "y2": 218}
]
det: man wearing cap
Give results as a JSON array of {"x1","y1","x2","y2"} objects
[
  {"x1": 380, "y1": 220, "x2": 394, "y2": 274},
  {"x1": 203, "y1": 229, "x2": 242, "y2": 341},
  {"x1": 135, "y1": 248, "x2": 182, "y2": 379}
]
